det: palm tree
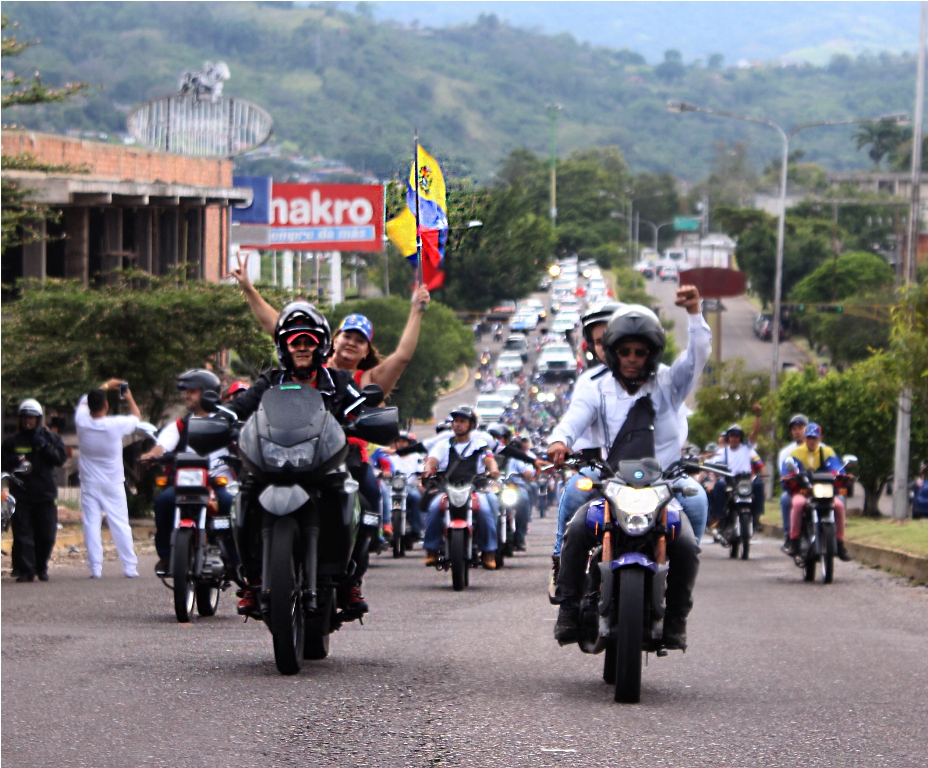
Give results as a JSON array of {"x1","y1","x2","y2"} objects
[{"x1": 854, "y1": 120, "x2": 906, "y2": 168}]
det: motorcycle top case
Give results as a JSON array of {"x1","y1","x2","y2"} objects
[
  {"x1": 238, "y1": 384, "x2": 348, "y2": 478},
  {"x1": 186, "y1": 415, "x2": 234, "y2": 456}
]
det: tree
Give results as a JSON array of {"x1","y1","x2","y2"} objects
[
  {"x1": 775, "y1": 360, "x2": 928, "y2": 516},
  {"x1": 1, "y1": 16, "x2": 89, "y2": 252},
  {"x1": 855, "y1": 119, "x2": 908, "y2": 168},
  {"x1": 326, "y1": 297, "x2": 474, "y2": 421},
  {"x1": 687, "y1": 360, "x2": 770, "y2": 452},
  {"x1": 655, "y1": 49, "x2": 686, "y2": 83}
]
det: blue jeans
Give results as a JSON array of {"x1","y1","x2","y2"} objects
[
  {"x1": 154, "y1": 485, "x2": 233, "y2": 562},
  {"x1": 554, "y1": 471, "x2": 708, "y2": 555},
  {"x1": 424, "y1": 492, "x2": 497, "y2": 552},
  {"x1": 780, "y1": 491, "x2": 791, "y2": 537}
]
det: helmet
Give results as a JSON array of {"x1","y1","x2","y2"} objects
[
  {"x1": 488, "y1": 423, "x2": 512, "y2": 440},
  {"x1": 177, "y1": 369, "x2": 221, "y2": 394},
  {"x1": 788, "y1": 413, "x2": 809, "y2": 428},
  {"x1": 18, "y1": 399, "x2": 43, "y2": 421},
  {"x1": 581, "y1": 302, "x2": 624, "y2": 348},
  {"x1": 601, "y1": 305, "x2": 666, "y2": 392},
  {"x1": 224, "y1": 381, "x2": 250, "y2": 397},
  {"x1": 725, "y1": 423, "x2": 745, "y2": 439},
  {"x1": 449, "y1": 405, "x2": 477, "y2": 427},
  {"x1": 275, "y1": 301, "x2": 331, "y2": 372},
  {"x1": 805, "y1": 422, "x2": 822, "y2": 439},
  {"x1": 395, "y1": 430, "x2": 414, "y2": 443},
  {"x1": 704, "y1": 442, "x2": 717, "y2": 453}
]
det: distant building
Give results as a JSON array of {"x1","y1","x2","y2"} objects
[{"x1": 1, "y1": 131, "x2": 252, "y2": 288}]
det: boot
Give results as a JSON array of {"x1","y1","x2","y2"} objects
[
  {"x1": 481, "y1": 551, "x2": 497, "y2": 570},
  {"x1": 554, "y1": 602, "x2": 580, "y2": 645},
  {"x1": 424, "y1": 550, "x2": 439, "y2": 566},
  {"x1": 780, "y1": 535, "x2": 791, "y2": 555},
  {"x1": 347, "y1": 582, "x2": 369, "y2": 614},
  {"x1": 786, "y1": 538, "x2": 801, "y2": 558},
  {"x1": 837, "y1": 541, "x2": 852, "y2": 562},
  {"x1": 662, "y1": 615, "x2": 687, "y2": 651}
]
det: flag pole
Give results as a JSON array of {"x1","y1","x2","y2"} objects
[{"x1": 413, "y1": 130, "x2": 426, "y2": 310}]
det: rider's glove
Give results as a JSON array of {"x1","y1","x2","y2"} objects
[{"x1": 32, "y1": 431, "x2": 48, "y2": 449}]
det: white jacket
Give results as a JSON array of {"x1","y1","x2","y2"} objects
[{"x1": 549, "y1": 312, "x2": 712, "y2": 470}]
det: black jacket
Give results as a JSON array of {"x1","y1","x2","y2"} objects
[
  {"x1": 226, "y1": 366, "x2": 359, "y2": 424},
  {"x1": 1, "y1": 428, "x2": 67, "y2": 503}
]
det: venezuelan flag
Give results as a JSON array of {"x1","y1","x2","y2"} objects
[{"x1": 407, "y1": 145, "x2": 448, "y2": 230}]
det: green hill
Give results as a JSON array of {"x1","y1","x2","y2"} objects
[{"x1": 3, "y1": 2, "x2": 918, "y2": 181}]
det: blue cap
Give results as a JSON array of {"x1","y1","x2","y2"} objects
[
  {"x1": 340, "y1": 314, "x2": 374, "y2": 342},
  {"x1": 805, "y1": 422, "x2": 822, "y2": 438}
]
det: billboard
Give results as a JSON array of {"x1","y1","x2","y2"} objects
[
  {"x1": 265, "y1": 183, "x2": 384, "y2": 252},
  {"x1": 232, "y1": 175, "x2": 272, "y2": 224}
]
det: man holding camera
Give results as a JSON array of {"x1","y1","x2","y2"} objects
[{"x1": 75, "y1": 379, "x2": 142, "y2": 579}]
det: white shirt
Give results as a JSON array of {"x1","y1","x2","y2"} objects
[
  {"x1": 712, "y1": 443, "x2": 761, "y2": 475},
  {"x1": 155, "y1": 417, "x2": 231, "y2": 478},
  {"x1": 778, "y1": 440, "x2": 803, "y2": 482},
  {"x1": 550, "y1": 313, "x2": 712, "y2": 470},
  {"x1": 427, "y1": 435, "x2": 493, "y2": 474},
  {"x1": 572, "y1": 364, "x2": 605, "y2": 451},
  {"x1": 75, "y1": 395, "x2": 140, "y2": 485},
  {"x1": 387, "y1": 452, "x2": 423, "y2": 476}
]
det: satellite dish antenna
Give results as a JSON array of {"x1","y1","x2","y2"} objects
[{"x1": 127, "y1": 62, "x2": 272, "y2": 157}]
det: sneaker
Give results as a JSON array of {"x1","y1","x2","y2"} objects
[
  {"x1": 382, "y1": 523, "x2": 394, "y2": 537},
  {"x1": 124, "y1": 570, "x2": 140, "y2": 578},
  {"x1": 37, "y1": 571, "x2": 49, "y2": 582},
  {"x1": 482, "y1": 551, "x2": 497, "y2": 570},
  {"x1": 662, "y1": 616, "x2": 688, "y2": 651},
  {"x1": 16, "y1": 573, "x2": 35, "y2": 583},
  {"x1": 786, "y1": 538, "x2": 801, "y2": 558},
  {"x1": 513, "y1": 540, "x2": 527, "y2": 552},
  {"x1": 90, "y1": 571, "x2": 102, "y2": 580},
  {"x1": 837, "y1": 541, "x2": 852, "y2": 562},
  {"x1": 236, "y1": 589, "x2": 259, "y2": 614},
  {"x1": 424, "y1": 550, "x2": 439, "y2": 566},
  {"x1": 554, "y1": 603, "x2": 580, "y2": 645},
  {"x1": 780, "y1": 537, "x2": 791, "y2": 555},
  {"x1": 154, "y1": 559, "x2": 168, "y2": 577},
  {"x1": 347, "y1": 583, "x2": 369, "y2": 614}
]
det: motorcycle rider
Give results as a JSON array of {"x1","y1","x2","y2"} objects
[
  {"x1": 547, "y1": 288, "x2": 711, "y2": 650},
  {"x1": 376, "y1": 431, "x2": 424, "y2": 543},
  {"x1": 1, "y1": 399, "x2": 67, "y2": 582},
  {"x1": 140, "y1": 369, "x2": 235, "y2": 577},
  {"x1": 708, "y1": 420, "x2": 765, "y2": 531},
  {"x1": 488, "y1": 424, "x2": 534, "y2": 551},
  {"x1": 777, "y1": 413, "x2": 808, "y2": 549},
  {"x1": 224, "y1": 302, "x2": 375, "y2": 615},
  {"x1": 784, "y1": 422, "x2": 852, "y2": 561},
  {"x1": 421, "y1": 406, "x2": 501, "y2": 569}
]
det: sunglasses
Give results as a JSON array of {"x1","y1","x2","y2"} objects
[{"x1": 616, "y1": 347, "x2": 649, "y2": 359}]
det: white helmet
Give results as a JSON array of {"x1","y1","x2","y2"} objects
[{"x1": 18, "y1": 399, "x2": 44, "y2": 420}]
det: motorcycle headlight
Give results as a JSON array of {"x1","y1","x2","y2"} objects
[
  {"x1": 500, "y1": 487, "x2": 519, "y2": 505},
  {"x1": 736, "y1": 480, "x2": 753, "y2": 497},
  {"x1": 261, "y1": 438, "x2": 317, "y2": 469},
  {"x1": 391, "y1": 474, "x2": 407, "y2": 491},
  {"x1": 175, "y1": 468, "x2": 207, "y2": 487},
  {"x1": 446, "y1": 485, "x2": 472, "y2": 508},
  {"x1": 812, "y1": 483, "x2": 834, "y2": 498},
  {"x1": 604, "y1": 481, "x2": 669, "y2": 536}
]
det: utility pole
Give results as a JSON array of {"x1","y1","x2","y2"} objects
[
  {"x1": 892, "y1": 0, "x2": 927, "y2": 521},
  {"x1": 547, "y1": 104, "x2": 561, "y2": 223}
]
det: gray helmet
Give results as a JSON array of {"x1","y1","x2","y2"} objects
[
  {"x1": 177, "y1": 369, "x2": 221, "y2": 394},
  {"x1": 18, "y1": 399, "x2": 43, "y2": 421},
  {"x1": 788, "y1": 413, "x2": 809, "y2": 428},
  {"x1": 487, "y1": 423, "x2": 512, "y2": 440},
  {"x1": 601, "y1": 305, "x2": 666, "y2": 391},
  {"x1": 275, "y1": 301, "x2": 332, "y2": 372}
]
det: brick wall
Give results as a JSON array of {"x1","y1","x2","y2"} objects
[{"x1": 2, "y1": 130, "x2": 232, "y2": 187}]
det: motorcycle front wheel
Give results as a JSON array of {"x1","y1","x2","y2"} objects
[
  {"x1": 392, "y1": 507, "x2": 406, "y2": 559},
  {"x1": 172, "y1": 528, "x2": 196, "y2": 623},
  {"x1": 740, "y1": 512, "x2": 752, "y2": 560},
  {"x1": 614, "y1": 568, "x2": 645, "y2": 704},
  {"x1": 450, "y1": 528, "x2": 467, "y2": 591},
  {"x1": 270, "y1": 516, "x2": 305, "y2": 675},
  {"x1": 821, "y1": 522, "x2": 836, "y2": 584}
]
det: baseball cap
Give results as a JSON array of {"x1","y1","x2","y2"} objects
[
  {"x1": 285, "y1": 330, "x2": 323, "y2": 346},
  {"x1": 340, "y1": 314, "x2": 374, "y2": 342},
  {"x1": 805, "y1": 422, "x2": 822, "y2": 438}
]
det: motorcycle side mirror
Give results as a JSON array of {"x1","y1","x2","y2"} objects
[
  {"x1": 361, "y1": 384, "x2": 384, "y2": 407},
  {"x1": 14, "y1": 459, "x2": 32, "y2": 476},
  {"x1": 136, "y1": 422, "x2": 158, "y2": 438},
  {"x1": 842, "y1": 455, "x2": 858, "y2": 466},
  {"x1": 200, "y1": 390, "x2": 221, "y2": 413}
]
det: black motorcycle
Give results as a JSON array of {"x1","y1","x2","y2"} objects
[
  {"x1": 709, "y1": 466, "x2": 756, "y2": 561},
  {"x1": 233, "y1": 382, "x2": 396, "y2": 675},
  {"x1": 387, "y1": 470, "x2": 421, "y2": 558},
  {"x1": 568, "y1": 456, "x2": 701, "y2": 703},
  {"x1": 1, "y1": 457, "x2": 30, "y2": 533}
]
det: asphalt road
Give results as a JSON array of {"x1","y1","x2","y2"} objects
[{"x1": 3, "y1": 519, "x2": 927, "y2": 768}]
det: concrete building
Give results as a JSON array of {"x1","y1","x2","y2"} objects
[{"x1": 2, "y1": 131, "x2": 251, "y2": 287}]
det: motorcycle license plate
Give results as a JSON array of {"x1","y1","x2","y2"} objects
[
  {"x1": 362, "y1": 513, "x2": 380, "y2": 527},
  {"x1": 212, "y1": 517, "x2": 231, "y2": 530}
]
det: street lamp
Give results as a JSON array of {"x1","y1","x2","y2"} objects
[
  {"x1": 546, "y1": 104, "x2": 562, "y2": 223},
  {"x1": 667, "y1": 100, "x2": 910, "y2": 391},
  {"x1": 638, "y1": 218, "x2": 675, "y2": 254}
]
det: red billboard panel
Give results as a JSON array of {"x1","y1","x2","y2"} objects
[
  {"x1": 268, "y1": 183, "x2": 383, "y2": 252},
  {"x1": 679, "y1": 267, "x2": 746, "y2": 299}
]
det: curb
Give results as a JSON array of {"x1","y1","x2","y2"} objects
[
  {"x1": 763, "y1": 523, "x2": 928, "y2": 584},
  {"x1": 438, "y1": 365, "x2": 471, "y2": 399}
]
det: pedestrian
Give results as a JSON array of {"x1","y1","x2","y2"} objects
[
  {"x1": 1, "y1": 399, "x2": 67, "y2": 582},
  {"x1": 74, "y1": 379, "x2": 142, "y2": 579}
]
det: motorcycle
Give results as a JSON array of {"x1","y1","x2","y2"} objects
[
  {"x1": 783, "y1": 456, "x2": 856, "y2": 584},
  {"x1": 1, "y1": 457, "x2": 30, "y2": 533},
  {"x1": 493, "y1": 473, "x2": 525, "y2": 567},
  {"x1": 708, "y1": 465, "x2": 756, "y2": 560},
  {"x1": 566, "y1": 455, "x2": 701, "y2": 703},
  {"x1": 424, "y1": 471, "x2": 494, "y2": 591},
  {"x1": 387, "y1": 470, "x2": 422, "y2": 558},
  {"x1": 231, "y1": 382, "x2": 397, "y2": 675},
  {"x1": 153, "y1": 411, "x2": 243, "y2": 623}
]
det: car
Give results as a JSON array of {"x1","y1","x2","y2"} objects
[
  {"x1": 753, "y1": 312, "x2": 789, "y2": 342},
  {"x1": 535, "y1": 345, "x2": 577, "y2": 382},
  {"x1": 504, "y1": 333, "x2": 530, "y2": 362},
  {"x1": 660, "y1": 265, "x2": 679, "y2": 282},
  {"x1": 496, "y1": 352, "x2": 525, "y2": 376},
  {"x1": 496, "y1": 383, "x2": 522, "y2": 407},
  {"x1": 551, "y1": 312, "x2": 580, "y2": 335},
  {"x1": 509, "y1": 314, "x2": 531, "y2": 333},
  {"x1": 475, "y1": 394, "x2": 508, "y2": 423},
  {"x1": 634, "y1": 261, "x2": 655, "y2": 279},
  {"x1": 486, "y1": 300, "x2": 518, "y2": 321}
]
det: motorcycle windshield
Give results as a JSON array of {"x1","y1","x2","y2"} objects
[{"x1": 238, "y1": 384, "x2": 346, "y2": 474}]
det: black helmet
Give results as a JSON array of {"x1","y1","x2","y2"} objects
[
  {"x1": 601, "y1": 305, "x2": 666, "y2": 392},
  {"x1": 725, "y1": 423, "x2": 745, "y2": 439},
  {"x1": 449, "y1": 405, "x2": 477, "y2": 427},
  {"x1": 275, "y1": 301, "x2": 331, "y2": 373},
  {"x1": 788, "y1": 413, "x2": 809, "y2": 428},
  {"x1": 177, "y1": 369, "x2": 221, "y2": 394},
  {"x1": 488, "y1": 423, "x2": 512, "y2": 440},
  {"x1": 581, "y1": 302, "x2": 624, "y2": 349}
]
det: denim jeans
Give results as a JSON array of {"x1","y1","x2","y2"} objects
[
  {"x1": 675, "y1": 475, "x2": 708, "y2": 543},
  {"x1": 554, "y1": 470, "x2": 599, "y2": 556},
  {"x1": 424, "y1": 492, "x2": 497, "y2": 552},
  {"x1": 154, "y1": 485, "x2": 233, "y2": 561}
]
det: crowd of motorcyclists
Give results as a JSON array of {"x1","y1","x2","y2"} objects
[{"x1": 2, "y1": 254, "x2": 865, "y2": 683}]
